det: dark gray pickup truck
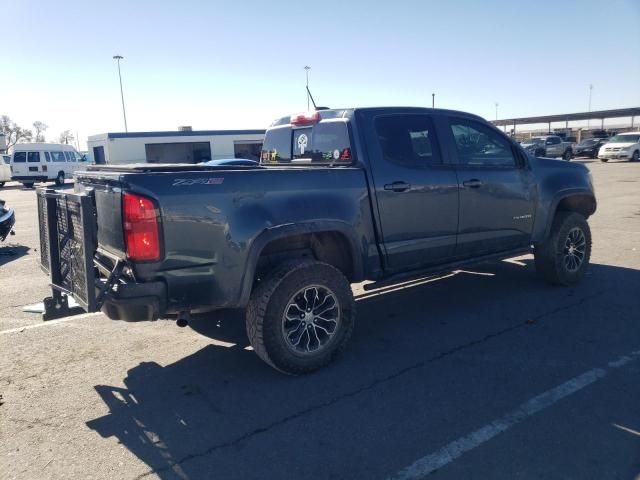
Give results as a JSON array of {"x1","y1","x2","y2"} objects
[{"x1": 37, "y1": 107, "x2": 596, "y2": 373}]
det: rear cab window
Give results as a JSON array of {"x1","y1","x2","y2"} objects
[{"x1": 261, "y1": 117, "x2": 353, "y2": 165}]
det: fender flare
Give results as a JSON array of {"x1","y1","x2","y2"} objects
[
  {"x1": 236, "y1": 221, "x2": 364, "y2": 308},
  {"x1": 543, "y1": 189, "x2": 597, "y2": 240}
]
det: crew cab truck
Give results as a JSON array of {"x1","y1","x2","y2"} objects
[
  {"x1": 520, "y1": 135, "x2": 573, "y2": 160},
  {"x1": 37, "y1": 107, "x2": 596, "y2": 374}
]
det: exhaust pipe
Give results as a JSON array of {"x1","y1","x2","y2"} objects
[{"x1": 176, "y1": 311, "x2": 190, "y2": 328}]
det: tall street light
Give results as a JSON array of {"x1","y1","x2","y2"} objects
[
  {"x1": 587, "y1": 84, "x2": 593, "y2": 129},
  {"x1": 495, "y1": 102, "x2": 499, "y2": 121},
  {"x1": 113, "y1": 55, "x2": 128, "y2": 132},
  {"x1": 304, "y1": 66, "x2": 311, "y2": 110}
]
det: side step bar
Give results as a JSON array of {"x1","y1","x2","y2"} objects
[{"x1": 363, "y1": 247, "x2": 532, "y2": 291}]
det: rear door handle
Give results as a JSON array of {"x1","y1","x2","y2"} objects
[
  {"x1": 384, "y1": 181, "x2": 411, "y2": 192},
  {"x1": 462, "y1": 179, "x2": 482, "y2": 188}
]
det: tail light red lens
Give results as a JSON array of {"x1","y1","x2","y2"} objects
[{"x1": 123, "y1": 192, "x2": 161, "y2": 261}]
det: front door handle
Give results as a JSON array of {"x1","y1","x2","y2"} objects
[
  {"x1": 384, "y1": 181, "x2": 411, "y2": 192},
  {"x1": 462, "y1": 179, "x2": 482, "y2": 188}
]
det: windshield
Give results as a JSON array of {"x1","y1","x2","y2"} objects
[
  {"x1": 522, "y1": 138, "x2": 543, "y2": 145},
  {"x1": 578, "y1": 139, "x2": 600, "y2": 146},
  {"x1": 261, "y1": 121, "x2": 353, "y2": 165},
  {"x1": 607, "y1": 134, "x2": 640, "y2": 143}
]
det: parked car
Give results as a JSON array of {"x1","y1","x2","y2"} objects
[
  {"x1": 598, "y1": 132, "x2": 640, "y2": 162},
  {"x1": 0, "y1": 198, "x2": 15, "y2": 241},
  {"x1": 10, "y1": 143, "x2": 86, "y2": 188},
  {"x1": 0, "y1": 154, "x2": 11, "y2": 187},
  {"x1": 574, "y1": 138, "x2": 608, "y2": 158},
  {"x1": 520, "y1": 135, "x2": 573, "y2": 160},
  {"x1": 38, "y1": 107, "x2": 596, "y2": 374}
]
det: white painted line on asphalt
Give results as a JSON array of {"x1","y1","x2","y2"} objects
[
  {"x1": 0, "y1": 312, "x2": 101, "y2": 335},
  {"x1": 390, "y1": 349, "x2": 639, "y2": 480}
]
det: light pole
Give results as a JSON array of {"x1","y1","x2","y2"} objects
[
  {"x1": 495, "y1": 102, "x2": 499, "y2": 121},
  {"x1": 304, "y1": 66, "x2": 311, "y2": 110},
  {"x1": 113, "y1": 55, "x2": 128, "y2": 132},
  {"x1": 432, "y1": 93, "x2": 435, "y2": 108},
  {"x1": 587, "y1": 84, "x2": 593, "y2": 129}
]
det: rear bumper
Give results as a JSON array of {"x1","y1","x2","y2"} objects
[
  {"x1": 11, "y1": 175, "x2": 48, "y2": 182},
  {"x1": 100, "y1": 280, "x2": 167, "y2": 322}
]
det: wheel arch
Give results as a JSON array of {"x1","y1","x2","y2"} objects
[
  {"x1": 237, "y1": 222, "x2": 363, "y2": 308},
  {"x1": 543, "y1": 191, "x2": 596, "y2": 240}
]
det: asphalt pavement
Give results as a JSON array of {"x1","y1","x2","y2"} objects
[{"x1": 1, "y1": 159, "x2": 639, "y2": 480}]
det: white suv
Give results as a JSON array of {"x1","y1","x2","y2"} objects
[
  {"x1": 598, "y1": 132, "x2": 640, "y2": 162},
  {"x1": 10, "y1": 143, "x2": 86, "y2": 187}
]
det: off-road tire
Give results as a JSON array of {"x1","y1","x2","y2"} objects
[
  {"x1": 55, "y1": 171, "x2": 65, "y2": 186},
  {"x1": 246, "y1": 260, "x2": 355, "y2": 374},
  {"x1": 535, "y1": 211, "x2": 591, "y2": 286}
]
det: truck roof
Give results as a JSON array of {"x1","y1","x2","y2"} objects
[{"x1": 269, "y1": 107, "x2": 488, "y2": 127}]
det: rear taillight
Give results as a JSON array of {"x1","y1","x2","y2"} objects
[
  {"x1": 123, "y1": 192, "x2": 161, "y2": 261},
  {"x1": 42, "y1": 165, "x2": 48, "y2": 172},
  {"x1": 290, "y1": 111, "x2": 320, "y2": 126}
]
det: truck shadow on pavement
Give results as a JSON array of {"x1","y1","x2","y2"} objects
[
  {"x1": 86, "y1": 259, "x2": 640, "y2": 480},
  {"x1": 0, "y1": 244, "x2": 29, "y2": 266}
]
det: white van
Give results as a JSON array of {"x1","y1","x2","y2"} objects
[
  {"x1": 10, "y1": 143, "x2": 86, "y2": 187},
  {"x1": 0, "y1": 154, "x2": 11, "y2": 187}
]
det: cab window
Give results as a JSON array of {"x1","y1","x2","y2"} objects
[
  {"x1": 449, "y1": 118, "x2": 516, "y2": 167},
  {"x1": 375, "y1": 114, "x2": 441, "y2": 167}
]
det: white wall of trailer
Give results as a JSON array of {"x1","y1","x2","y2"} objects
[{"x1": 86, "y1": 131, "x2": 264, "y2": 164}]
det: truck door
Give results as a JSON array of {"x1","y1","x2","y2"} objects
[
  {"x1": 361, "y1": 111, "x2": 459, "y2": 273},
  {"x1": 546, "y1": 136, "x2": 562, "y2": 157},
  {"x1": 444, "y1": 116, "x2": 536, "y2": 257}
]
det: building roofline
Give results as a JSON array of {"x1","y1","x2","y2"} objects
[{"x1": 102, "y1": 129, "x2": 265, "y2": 139}]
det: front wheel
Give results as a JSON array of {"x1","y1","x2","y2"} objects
[
  {"x1": 535, "y1": 211, "x2": 592, "y2": 286},
  {"x1": 632, "y1": 150, "x2": 639, "y2": 162},
  {"x1": 563, "y1": 149, "x2": 572, "y2": 160},
  {"x1": 246, "y1": 260, "x2": 355, "y2": 374}
]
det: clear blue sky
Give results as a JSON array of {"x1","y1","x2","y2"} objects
[{"x1": 2, "y1": 0, "x2": 639, "y2": 148}]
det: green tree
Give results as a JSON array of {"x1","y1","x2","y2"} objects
[{"x1": 1, "y1": 115, "x2": 33, "y2": 149}]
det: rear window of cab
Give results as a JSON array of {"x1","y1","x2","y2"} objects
[{"x1": 261, "y1": 121, "x2": 353, "y2": 165}]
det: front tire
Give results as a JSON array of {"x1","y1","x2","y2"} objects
[
  {"x1": 600, "y1": 158, "x2": 608, "y2": 162},
  {"x1": 563, "y1": 149, "x2": 572, "y2": 160},
  {"x1": 535, "y1": 211, "x2": 591, "y2": 286},
  {"x1": 632, "y1": 150, "x2": 639, "y2": 162},
  {"x1": 246, "y1": 260, "x2": 355, "y2": 374}
]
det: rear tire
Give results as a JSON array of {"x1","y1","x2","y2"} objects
[
  {"x1": 600, "y1": 158, "x2": 608, "y2": 162},
  {"x1": 246, "y1": 260, "x2": 355, "y2": 374},
  {"x1": 55, "y1": 171, "x2": 65, "y2": 186},
  {"x1": 0, "y1": 182, "x2": 4, "y2": 187},
  {"x1": 535, "y1": 211, "x2": 591, "y2": 286},
  {"x1": 563, "y1": 149, "x2": 572, "y2": 160}
]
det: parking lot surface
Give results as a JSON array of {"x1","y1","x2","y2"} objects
[{"x1": 1, "y1": 159, "x2": 639, "y2": 480}]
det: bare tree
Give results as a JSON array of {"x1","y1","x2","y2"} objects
[
  {"x1": 58, "y1": 130, "x2": 75, "y2": 145},
  {"x1": 33, "y1": 121, "x2": 48, "y2": 142},
  {"x1": 1, "y1": 115, "x2": 33, "y2": 149}
]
